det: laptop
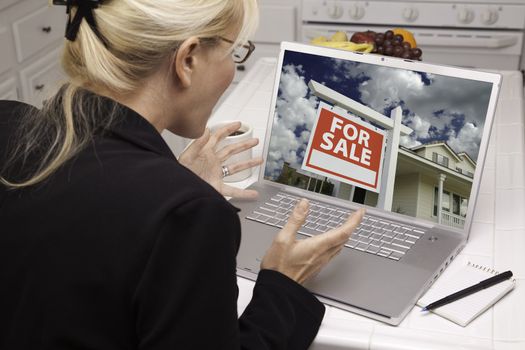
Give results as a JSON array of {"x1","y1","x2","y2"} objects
[{"x1": 230, "y1": 41, "x2": 501, "y2": 325}]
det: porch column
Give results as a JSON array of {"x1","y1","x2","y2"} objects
[{"x1": 437, "y1": 174, "x2": 447, "y2": 224}]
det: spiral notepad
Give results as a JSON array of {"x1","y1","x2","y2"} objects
[{"x1": 417, "y1": 262, "x2": 516, "y2": 327}]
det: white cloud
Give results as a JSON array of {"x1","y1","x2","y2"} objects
[
  {"x1": 265, "y1": 65, "x2": 319, "y2": 179},
  {"x1": 280, "y1": 65, "x2": 308, "y2": 101},
  {"x1": 407, "y1": 114, "x2": 431, "y2": 139},
  {"x1": 400, "y1": 135, "x2": 422, "y2": 148},
  {"x1": 448, "y1": 122, "x2": 482, "y2": 159}
]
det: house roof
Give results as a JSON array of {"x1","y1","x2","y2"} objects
[
  {"x1": 457, "y1": 152, "x2": 477, "y2": 166},
  {"x1": 410, "y1": 141, "x2": 476, "y2": 165},
  {"x1": 399, "y1": 146, "x2": 474, "y2": 182}
]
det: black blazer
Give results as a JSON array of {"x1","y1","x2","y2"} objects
[{"x1": 0, "y1": 97, "x2": 324, "y2": 350}]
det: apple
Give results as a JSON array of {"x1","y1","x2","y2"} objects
[{"x1": 350, "y1": 31, "x2": 375, "y2": 44}]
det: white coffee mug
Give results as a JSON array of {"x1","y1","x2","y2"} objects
[{"x1": 210, "y1": 120, "x2": 253, "y2": 182}]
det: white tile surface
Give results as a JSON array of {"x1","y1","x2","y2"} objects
[
  {"x1": 494, "y1": 229, "x2": 525, "y2": 278},
  {"x1": 463, "y1": 221, "x2": 494, "y2": 256},
  {"x1": 311, "y1": 318, "x2": 374, "y2": 350},
  {"x1": 478, "y1": 167, "x2": 496, "y2": 195},
  {"x1": 209, "y1": 103, "x2": 244, "y2": 123},
  {"x1": 493, "y1": 279, "x2": 525, "y2": 342},
  {"x1": 493, "y1": 341, "x2": 525, "y2": 350},
  {"x1": 485, "y1": 141, "x2": 496, "y2": 169},
  {"x1": 472, "y1": 192, "x2": 495, "y2": 224},
  {"x1": 236, "y1": 276, "x2": 255, "y2": 316},
  {"x1": 498, "y1": 71, "x2": 524, "y2": 100},
  {"x1": 246, "y1": 90, "x2": 273, "y2": 110},
  {"x1": 495, "y1": 98, "x2": 525, "y2": 125},
  {"x1": 496, "y1": 153, "x2": 525, "y2": 189},
  {"x1": 495, "y1": 188, "x2": 525, "y2": 229},
  {"x1": 496, "y1": 123, "x2": 525, "y2": 154},
  {"x1": 370, "y1": 324, "x2": 493, "y2": 350},
  {"x1": 240, "y1": 107, "x2": 272, "y2": 131}
]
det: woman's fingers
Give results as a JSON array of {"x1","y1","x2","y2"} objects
[
  {"x1": 311, "y1": 208, "x2": 365, "y2": 249},
  {"x1": 221, "y1": 184, "x2": 259, "y2": 199},
  {"x1": 278, "y1": 199, "x2": 309, "y2": 243},
  {"x1": 217, "y1": 137, "x2": 259, "y2": 162},
  {"x1": 222, "y1": 157, "x2": 263, "y2": 176}
]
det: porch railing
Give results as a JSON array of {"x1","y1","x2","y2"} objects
[{"x1": 441, "y1": 211, "x2": 465, "y2": 229}]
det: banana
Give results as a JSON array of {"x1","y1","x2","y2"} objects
[
  {"x1": 311, "y1": 35, "x2": 328, "y2": 44},
  {"x1": 313, "y1": 41, "x2": 374, "y2": 53}
]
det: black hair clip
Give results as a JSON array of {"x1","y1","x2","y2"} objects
[
  {"x1": 52, "y1": 0, "x2": 101, "y2": 6},
  {"x1": 53, "y1": 0, "x2": 109, "y2": 48}
]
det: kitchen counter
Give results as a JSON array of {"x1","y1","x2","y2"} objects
[{"x1": 209, "y1": 58, "x2": 525, "y2": 350}]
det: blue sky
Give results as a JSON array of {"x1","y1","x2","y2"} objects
[{"x1": 264, "y1": 50, "x2": 493, "y2": 180}]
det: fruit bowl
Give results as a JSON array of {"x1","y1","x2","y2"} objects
[{"x1": 311, "y1": 28, "x2": 423, "y2": 60}]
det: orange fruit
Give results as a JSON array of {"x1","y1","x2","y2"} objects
[{"x1": 393, "y1": 28, "x2": 417, "y2": 48}]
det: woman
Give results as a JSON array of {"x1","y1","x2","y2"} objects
[{"x1": 0, "y1": 0, "x2": 364, "y2": 349}]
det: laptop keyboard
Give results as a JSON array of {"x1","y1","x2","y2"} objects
[{"x1": 246, "y1": 192, "x2": 426, "y2": 261}]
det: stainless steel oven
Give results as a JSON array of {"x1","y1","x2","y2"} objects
[{"x1": 300, "y1": 0, "x2": 525, "y2": 70}]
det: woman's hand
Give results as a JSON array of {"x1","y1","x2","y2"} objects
[
  {"x1": 178, "y1": 121, "x2": 263, "y2": 199},
  {"x1": 261, "y1": 199, "x2": 365, "y2": 285}
]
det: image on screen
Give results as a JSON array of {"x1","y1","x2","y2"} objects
[{"x1": 264, "y1": 50, "x2": 494, "y2": 229}]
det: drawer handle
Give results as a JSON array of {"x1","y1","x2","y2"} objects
[
  {"x1": 35, "y1": 84, "x2": 45, "y2": 91},
  {"x1": 42, "y1": 26, "x2": 52, "y2": 33}
]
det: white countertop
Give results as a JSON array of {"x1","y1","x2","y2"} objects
[{"x1": 208, "y1": 58, "x2": 525, "y2": 350}]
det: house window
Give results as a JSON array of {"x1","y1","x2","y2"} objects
[
  {"x1": 434, "y1": 187, "x2": 468, "y2": 217},
  {"x1": 442, "y1": 191, "x2": 450, "y2": 212},
  {"x1": 432, "y1": 152, "x2": 449, "y2": 167},
  {"x1": 453, "y1": 194, "x2": 460, "y2": 215},
  {"x1": 433, "y1": 188, "x2": 437, "y2": 216},
  {"x1": 456, "y1": 167, "x2": 474, "y2": 178}
]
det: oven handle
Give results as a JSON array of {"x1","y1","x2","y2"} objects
[{"x1": 410, "y1": 35, "x2": 517, "y2": 49}]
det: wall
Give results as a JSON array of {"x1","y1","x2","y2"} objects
[{"x1": 391, "y1": 172, "x2": 419, "y2": 217}]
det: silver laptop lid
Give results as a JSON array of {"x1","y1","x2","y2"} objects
[{"x1": 259, "y1": 41, "x2": 501, "y2": 237}]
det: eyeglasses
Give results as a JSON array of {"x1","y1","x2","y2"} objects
[{"x1": 220, "y1": 38, "x2": 255, "y2": 64}]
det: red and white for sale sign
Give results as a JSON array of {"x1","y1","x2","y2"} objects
[{"x1": 301, "y1": 102, "x2": 386, "y2": 193}]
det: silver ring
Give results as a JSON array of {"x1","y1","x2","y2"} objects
[{"x1": 221, "y1": 165, "x2": 230, "y2": 178}]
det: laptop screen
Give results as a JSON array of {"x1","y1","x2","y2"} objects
[{"x1": 263, "y1": 48, "x2": 496, "y2": 230}]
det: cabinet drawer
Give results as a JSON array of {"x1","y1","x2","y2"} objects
[
  {"x1": 20, "y1": 48, "x2": 66, "y2": 107},
  {"x1": 0, "y1": 26, "x2": 13, "y2": 75},
  {"x1": 0, "y1": 77, "x2": 17, "y2": 100},
  {"x1": 13, "y1": 5, "x2": 66, "y2": 63},
  {"x1": 0, "y1": 0, "x2": 17, "y2": 12}
]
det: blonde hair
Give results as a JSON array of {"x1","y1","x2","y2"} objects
[{"x1": 1, "y1": 0, "x2": 259, "y2": 189}]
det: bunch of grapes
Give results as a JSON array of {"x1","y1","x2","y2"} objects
[{"x1": 358, "y1": 30, "x2": 422, "y2": 60}]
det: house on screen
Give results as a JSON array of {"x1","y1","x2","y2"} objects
[{"x1": 348, "y1": 141, "x2": 475, "y2": 229}]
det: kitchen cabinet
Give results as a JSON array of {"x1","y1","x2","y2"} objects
[
  {"x1": 0, "y1": 0, "x2": 66, "y2": 106},
  {"x1": 20, "y1": 48, "x2": 64, "y2": 107},
  {"x1": 0, "y1": 78, "x2": 17, "y2": 101}
]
